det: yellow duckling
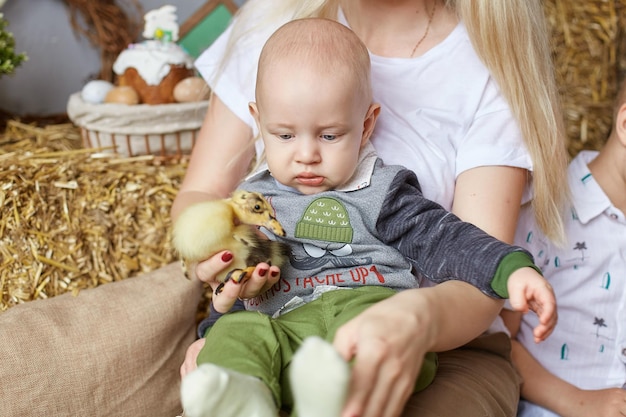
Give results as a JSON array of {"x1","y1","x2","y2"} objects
[{"x1": 173, "y1": 190, "x2": 290, "y2": 293}]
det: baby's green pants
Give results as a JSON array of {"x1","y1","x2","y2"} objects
[{"x1": 198, "y1": 286, "x2": 438, "y2": 411}]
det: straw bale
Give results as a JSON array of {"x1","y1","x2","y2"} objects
[
  {"x1": 544, "y1": 0, "x2": 626, "y2": 156},
  {"x1": 0, "y1": 120, "x2": 191, "y2": 312}
]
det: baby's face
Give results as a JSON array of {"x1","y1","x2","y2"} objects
[{"x1": 251, "y1": 62, "x2": 370, "y2": 195}]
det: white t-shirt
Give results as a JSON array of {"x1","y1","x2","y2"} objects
[
  {"x1": 194, "y1": 8, "x2": 532, "y2": 211},
  {"x1": 514, "y1": 151, "x2": 626, "y2": 417}
]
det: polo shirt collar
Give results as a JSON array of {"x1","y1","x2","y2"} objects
[{"x1": 569, "y1": 150, "x2": 611, "y2": 224}]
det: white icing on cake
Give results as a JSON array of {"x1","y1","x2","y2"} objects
[{"x1": 113, "y1": 40, "x2": 193, "y2": 86}]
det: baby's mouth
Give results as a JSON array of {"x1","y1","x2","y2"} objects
[{"x1": 296, "y1": 173, "x2": 325, "y2": 186}]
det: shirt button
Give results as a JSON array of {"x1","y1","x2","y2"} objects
[
  {"x1": 622, "y1": 348, "x2": 626, "y2": 357},
  {"x1": 610, "y1": 213, "x2": 619, "y2": 220}
]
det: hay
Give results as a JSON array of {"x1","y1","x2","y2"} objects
[
  {"x1": 0, "y1": 120, "x2": 188, "y2": 311},
  {"x1": 544, "y1": 0, "x2": 626, "y2": 156}
]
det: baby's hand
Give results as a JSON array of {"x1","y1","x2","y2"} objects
[{"x1": 507, "y1": 267, "x2": 557, "y2": 343}]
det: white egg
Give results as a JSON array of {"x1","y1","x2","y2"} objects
[{"x1": 81, "y1": 80, "x2": 115, "y2": 104}]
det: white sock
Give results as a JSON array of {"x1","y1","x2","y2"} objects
[
  {"x1": 181, "y1": 363, "x2": 277, "y2": 417},
  {"x1": 289, "y1": 336, "x2": 350, "y2": 417}
]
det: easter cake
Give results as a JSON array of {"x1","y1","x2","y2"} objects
[
  {"x1": 113, "y1": 5, "x2": 196, "y2": 105},
  {"x1": 113, "y1": 40, "x2": 195, "y2": 105}
]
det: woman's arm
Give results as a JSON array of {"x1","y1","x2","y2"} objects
[
  {"x1": 452, "y1": 165, "x2": 526, "y2": 243},
  {"x1": 171, "y1": 93, "x2": 255, "y2": 221},
  {"x1": 431, "y1": 164, "x2": 526, "y2": 344},
  {"x1": 426, "y1": 164, "x2": 527, "y2": 347},
  {"x1": 172, "y1": 93, "x2": 280, "y2": 303}
]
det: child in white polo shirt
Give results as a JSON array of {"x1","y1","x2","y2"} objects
[{"x1": 509, "y1": 78, "x2": 626, "y2": 417}]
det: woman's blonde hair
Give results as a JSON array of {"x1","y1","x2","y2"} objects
[
  {"x1": 218, "y1": 0, "x2": 568, "y2": 242},
  {"x1": 452, "y1": 0, "x2": 568, "y2": 243}
]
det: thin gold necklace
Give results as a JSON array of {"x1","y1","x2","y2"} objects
[{"x1": 410, "y1": 2, "x2": 437, "y2": 57}]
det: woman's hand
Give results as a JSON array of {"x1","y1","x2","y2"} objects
[
  {"x1": 333, "y1": 289, "x2": 437, "y2": 417},
  {"x1": 180, "y1": 338, "x2": 206, "y2": 379},
  {"x1": 180, "y1": 251, "x2": 283, "y2": 378},
  {"x1": 333, "y1": 281, "x2": 503, "y2": 417},
  {"x1": 194, "y1": 250, "x2": 282, "y2": 313}
]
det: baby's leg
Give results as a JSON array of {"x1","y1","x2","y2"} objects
[
  {"x1": 181, "y1": 363, "x2": 277, "y2": 417},
  {"x1": 289, "y1": 336, "x2": 350, "y2": 417},
  {"x1": 181, "y1": 310, "x2": 286, "y2": 416}
]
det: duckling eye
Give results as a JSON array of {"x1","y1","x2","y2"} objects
[{"x1": 254, "y1": 204, "x2": 262, "y2": 212}]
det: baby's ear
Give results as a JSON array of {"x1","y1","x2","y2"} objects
[
  {"x1": 249, "y1": 102, "x2": 262, "y2": 132},
  {"x1": 361, "y1": 103, "x2": 381, "y2": 147},
  {"x1": 249, "y1": 102, "x2": 259, "y2": 119}
]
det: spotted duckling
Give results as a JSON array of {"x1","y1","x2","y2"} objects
[{"x1": 173, "y1": 190, "x2": 290, "y2": 293}]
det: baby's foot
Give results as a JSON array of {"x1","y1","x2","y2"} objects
[
  {"x1": 289, "y1": 336, "x2": 350, "y2": 417},
  {"x1": 181, "y1": 363, "x2": 277, "y2": 417}
]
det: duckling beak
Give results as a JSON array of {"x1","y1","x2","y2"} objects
[{"x1": 265, "y1": 215, "x2": 286, "y2": 237}]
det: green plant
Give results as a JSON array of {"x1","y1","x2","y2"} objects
[{"x1": 0, "y1": 13, "x2": 26, "y2": 77}]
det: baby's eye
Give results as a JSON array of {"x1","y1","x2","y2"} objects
[
  {"x1": 321, "y1": 134, "x2": 337, "y2": 141},
  {"x1": 278, "y1": 134, "x2": 293, "y2": 140}
]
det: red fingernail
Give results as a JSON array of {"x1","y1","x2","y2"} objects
[
  {"x1": 221, "y1": 252, "x2": 233, "y2": 262},
  {"x1": 270, "y1": 270, "x2": 279, "y2": 278},
  {"x1": 258, "y1": 268, "x2": 268, "y2": 277}
]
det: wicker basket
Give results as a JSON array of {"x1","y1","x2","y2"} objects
[{"x1": 67, "y1": 92, "x2": 208, "y2": 159}]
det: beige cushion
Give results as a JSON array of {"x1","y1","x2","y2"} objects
[
  {"x1": 401, "y1": 332, "x2": 520, "y2": 416},
  {"x1": 0, "y1": 262, "x2": 518, "y2": 417},
  {"x1": 0, "y1": 262, "x2": 202, "y2": 417}
]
